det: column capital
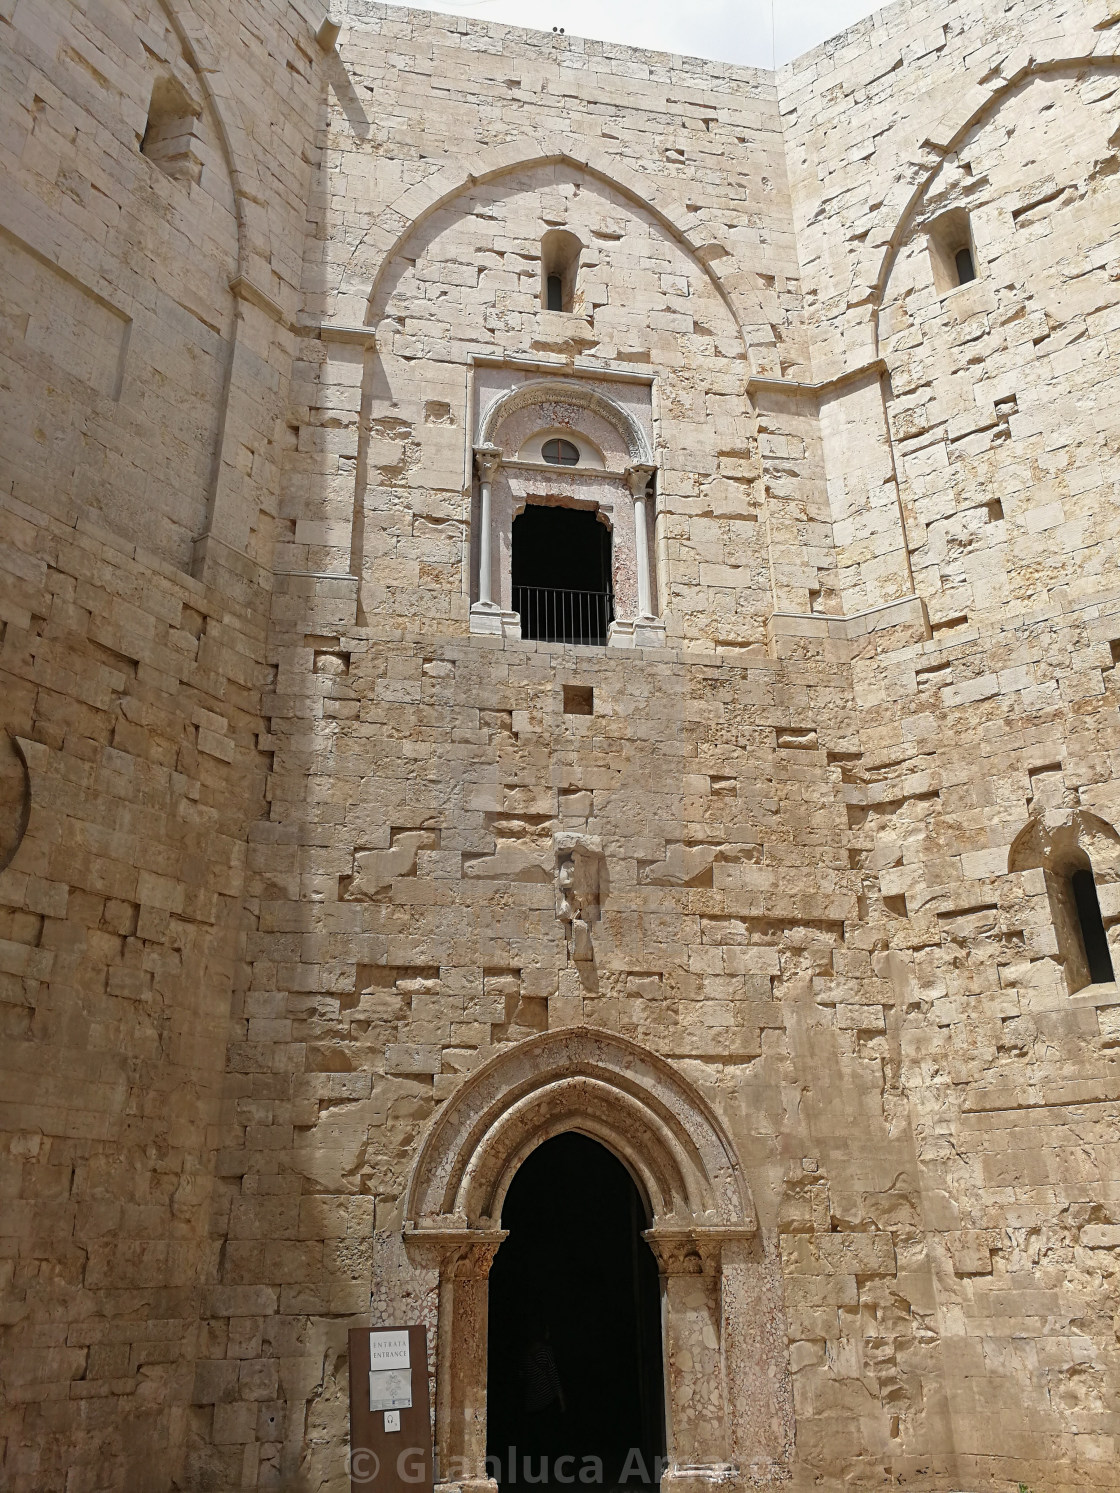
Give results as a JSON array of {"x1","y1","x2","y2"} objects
[
  {"x1": 473, "y1": 445, "x2": 503, "y2": 482},
  {"x1": 625, "y1": 462, "x2": 656, "y2": 497},
  {"x1": 642, "y1": 1225, "x2": 758, "y2": 1275},
  {"x1": 402, "y1": 1225, "x2": 507, "y2": 1277}
]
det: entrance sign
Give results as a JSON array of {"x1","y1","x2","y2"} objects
[
  {"x1": 348, "y1": 1325, "x2": 433, "y2": 1493},
  {"x1": 369, "y1": 1330, "x2": 413, "y2": 1412},
  {"x1": 370, "y1": 1330, "x2": 411, "y2": 1371}
]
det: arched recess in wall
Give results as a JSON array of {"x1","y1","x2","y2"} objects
[
  {"x1": 348, "y1": 135, "x2": 767, "y2": 348},
  {"x1": 865, "y1": 54, "x2": 1120, "y2": 621},
  {"x1": 1008, "y1": 809, "x2": 1120, "y2": 994},
  {"x1": 153, "y1": 0, "x2": 269, "y2": 278},
  {"x1": 868, "y1": 45, "x2": 1120, "y2": 345},
  {"x1": 152, "y1": 0, "x2": 296, "y2": 589},
  {"x1": 346, "y1": 145, "x2": 755, "y2": 611}
]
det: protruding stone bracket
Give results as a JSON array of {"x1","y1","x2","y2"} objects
[{"x1": 554, "y1": 832, "x2": 603, "y2": 962}]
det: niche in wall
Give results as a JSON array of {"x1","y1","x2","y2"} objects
[
  {"x1": 1009, "y1": 812, "x2": 1120, "y2": 994},
  {"x1": 927, "y1": 207, "x2": 978, "y2": 295},
  {"x1": 541, "y1": 229, "x2": 583, "y2": 313},
  {"x1": 140, "y1": 75, "x2": 204, "y2": 185}
]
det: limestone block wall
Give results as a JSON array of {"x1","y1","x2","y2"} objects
[
  {"x1": 287, "y1": 0, "x2": 841, "y2": 648},
  {"x1": 0, "y1": 0, "x2": 320, "y2": 599},
  {"x1": 0, "y1": 0, "x2": 325, "y2": 1487},
  {"x1": 2, "y1": 0, "x2": 1119, "y2": 1490},
  {"x1": 196, "y1": 625, "x2": 968, "y2": 1490},
  {"x1": 779, "y1": 1, "x2": 1120, "y2": 1486},
  {"x1": 0, "y1": 490, "x2": 271, "y2": 1491}
]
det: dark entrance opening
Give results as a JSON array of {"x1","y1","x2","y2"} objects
[
  {"x1": 512, "y1": 505, "x2": 613, "y2": 646},
  {"x1": 1071, "y1": 866, "x2": 1115, "y2": 984},
  {"x1": 487, "y1": 1133, "x2": 664, "y2": 1491}
]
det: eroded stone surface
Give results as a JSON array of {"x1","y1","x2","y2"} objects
[{"x1": 2, "y1": 0, "x2": 1120, "y2": 1490}]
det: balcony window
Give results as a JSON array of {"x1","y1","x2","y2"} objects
[{"x1": 512, "y1": 505, "x2": 612, "y2": 646}]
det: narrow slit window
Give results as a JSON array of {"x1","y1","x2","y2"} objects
[
  {"x1": 1071, "y1": 868, "x2": 1115, "y2": 984},
  {"x1": 927, "y1": 208, "x2": 979, "y2": 296},
  {"x1": 540, "y1": 229, "x2": 582, "y2": 313}
]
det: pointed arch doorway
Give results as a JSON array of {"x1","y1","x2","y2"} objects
[
  {"x1": 486, "y1": 1133, "x2": 665, "y2": 1490},
  {"x1": 403, "y1": 1028, "x2": 793, "y2": 1493}
]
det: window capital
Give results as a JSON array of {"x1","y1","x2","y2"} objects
[
  {"x1": 626, "y1": 463, "x2": 656, "y2": 498},
  {"x1": 473, "y1": 445, "x2": 503, "y2": 483}
]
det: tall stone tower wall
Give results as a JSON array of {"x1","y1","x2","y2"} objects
[{"x1": 1, "y1": 1, "x2": 1118, "y2": 1490}]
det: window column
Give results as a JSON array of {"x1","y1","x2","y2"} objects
[
  {"x1": 469, "y1": 445, "x2": 519, "y2": 639},
  {"x1": 608, "y1": 463, "x2": 665, "y2": 648}
]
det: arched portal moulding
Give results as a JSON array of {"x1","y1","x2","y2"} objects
[
  {"x1": 477, "y1": 379, "x2": 653, "y2": 465},
  {"x1": 865, "y1": 38, "x2": 1120, "y2": 350},
  {"x1": 340, "y1": 133, "x2": 774, "y2": 364},
  {"x1": 403, "y1": 1028, "x2": 793, "y2": 1493}
]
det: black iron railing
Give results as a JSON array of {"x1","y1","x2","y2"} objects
[{"x1": 513, "y1": 585, "x2": 613, "y2": 646}]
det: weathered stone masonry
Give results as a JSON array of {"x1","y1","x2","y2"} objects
[{"x1": 2, "y1": 0, "x2": 1120, "y2": 1490}]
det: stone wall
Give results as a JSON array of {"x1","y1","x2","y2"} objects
[
  {"x1": 780, "y1": 1, "x2": 1120, "y2": 1486},
  {"x1": 0, "y1": 0, "x2": 318, "y2": 1485},
  {"x1": 1, "y1": 0, "x2": 1119, "y2": 1490}
]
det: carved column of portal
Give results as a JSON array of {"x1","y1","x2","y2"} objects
[
  {"x1": 644, "y1": 1229, "x2": 737, "y2": 1493},
  {"x1": 610, "y1": 464, "x2": 665, "y2": 648},
  {"x1": 470, "y1": 447, "x2": 519, "y2": 639},
  {"x1": 404, "y1": 1229, "x2": 506, "y2": 1493}
]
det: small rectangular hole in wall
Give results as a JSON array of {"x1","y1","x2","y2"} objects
[
  {"x1": 563, "y1": 685, "x2": 593, "y2": 716},
  {"x1": 1109, "y1": 640, "x2": 1120, "y2": 667},
  {"x1": 986, "y1": 498, "x2": 1004, "y2": 522}
]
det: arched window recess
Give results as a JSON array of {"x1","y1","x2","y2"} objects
[
  {"x1": 541, "y1": 229, "x2": 582, "y2": 313},
  {"x1": 1008, "y1": 812, "x2": 1119, "y2": 994},
  {"x1": 927, "y1": 207, "x2": 979, "y2": 294}
]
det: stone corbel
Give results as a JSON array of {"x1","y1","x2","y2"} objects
[{"x1": 554, "y1": 832, "x2": 603, "y2": 963}]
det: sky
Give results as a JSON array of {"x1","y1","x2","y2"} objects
[{"x1": 373, "y1": 0, "x2": 889, "y2": 68}]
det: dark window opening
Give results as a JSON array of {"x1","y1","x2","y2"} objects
[
  {"x1": 927, "y1": 208, "x2": 977, "y2": 296},
  {"x1": 1071, "y1": 868, "x2": 1115, "y2": 984},
  {"x1": 487, "y1": 1134, "x2": 665, "y2": 1491},
  {"x1": 546, "y1": 274, "x2": 564, "y2": 312},
  {"x1": 954, "y1": 246, "x2": 976, "y2": 285},
  {"x1": 512, "y1": 505, "x2": 612, "y2": 646},
  {"x1": 542, "y1": 438, "x2": 579, "y2": 466}
]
